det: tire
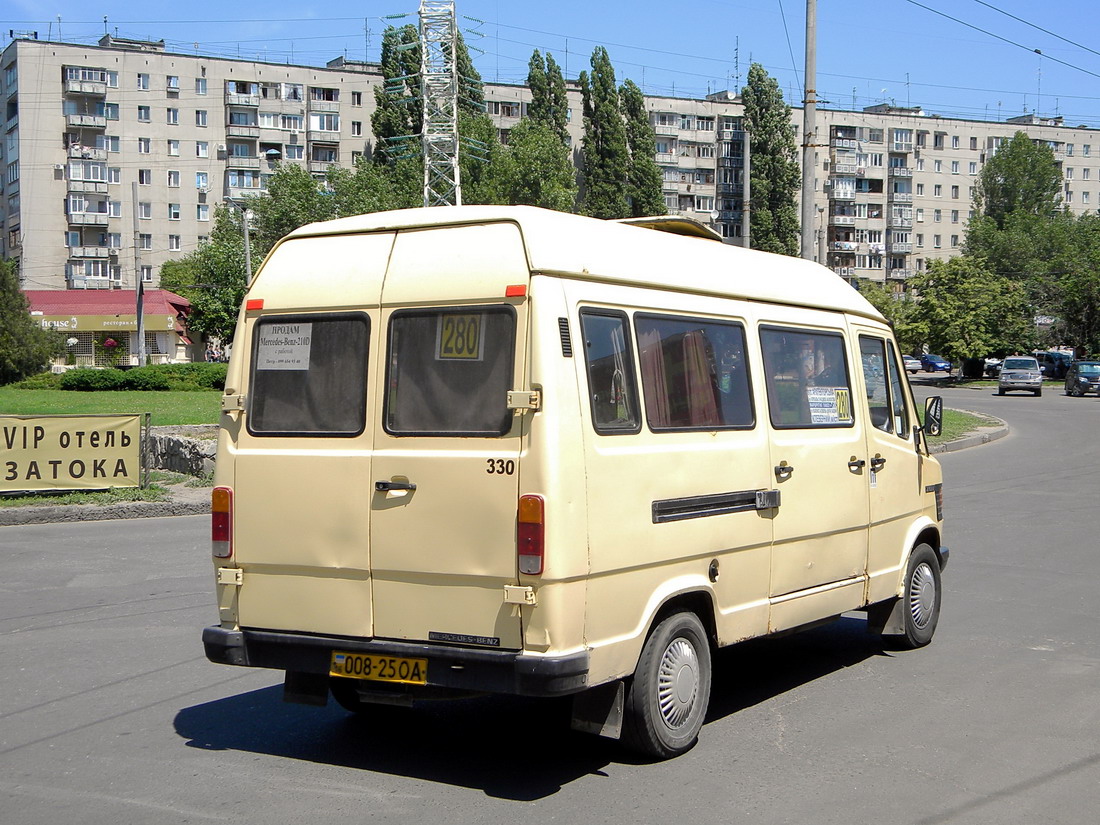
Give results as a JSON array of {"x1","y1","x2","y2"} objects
[
  {"x1": 897, "y1": 544, "x2": 941, "y2": 649},
  {"x1": 997, "y1": 388, "x2": 1005, "y2": 396},
  {"x1": 1035, "y1": 388, "x2": 1042, "y2": 397},
  {"x1": 622, "y1": 611, "x2": 712, "y2": 759}
]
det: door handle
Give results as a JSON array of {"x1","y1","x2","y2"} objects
[
  {"x1": 375, "y1": 480, "x2": 416, "y2": 492},
  {"x1": 869, "y1": 456, "x2": 887, "y2": 472},
  {"x1": 848, "y1": 458, "x2": 866, "y2": 471},
  {"x1": 774, "y1": 463, "x2": 795, "y2": 479}
]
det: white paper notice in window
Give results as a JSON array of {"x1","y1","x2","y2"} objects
[{"x1": 256, "y1": 323, "x2": 312, "y2": 370}]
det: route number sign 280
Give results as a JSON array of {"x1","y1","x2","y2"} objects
[{"x1": 436, "y1": 314, "x2": 484, "y2": 361}]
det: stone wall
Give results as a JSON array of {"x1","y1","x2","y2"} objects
[{"x1": 148, "y1": 425, "x2": 218, "y2": 477}]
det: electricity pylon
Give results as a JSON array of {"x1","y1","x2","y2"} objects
[{"x1": 419, "y1": 0, "x2": 461, "y2": 206}]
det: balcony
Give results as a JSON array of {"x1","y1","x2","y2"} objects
[
  {"x1": 718, "y1": 156, "x2": 744, "y2": 168},
  {"x1": 888, "y1": 243, "x2": 913, "y2": 253},
  {"x1": 833, "y1": 267, "x2": 855, "y2": 278},
  {"x1": 654, "y1": 124, "x2": 677, "y2": 137},
  {"x1": 829, "y1": 190, "x2": 856, "y2": 201},
  {"x1": 719, "y1": 129, "x2": 743, "y2": 141},
  {"x1": 68, "y1": 144, "x2": 107, "y2": 161},
  {"x1": 227, "y1": 125, "x2": 259, "y2": 138},
  {"x1": 892, "y1": 141, "x2": 913, "y2": 152},
  {"x1": 225, "y1": 93, "x2": 259, "y2": 107},
  {"x1": 226, "y1": 186, "x2": 263, "y2": 201},
  {"x1": 655, "y1": 152, "x2": 676, "y2": 165},
  {"x1": 830, "y1": 215, "x2": 856, "y2": 226},
  {"x1": 889, "y1": 191, "x2": 913, "y2": 203},
  {"x1": 831, "y1": 138, "x2": 858, "y2": 149},
  {"x1": 715, "y1": 182, "x2": 743, "y2": 196},
  {"x1": 308, "y1": 99, "x2": 340, "y2": 113},
  {"x1": 888, "y1": 218, "x2": 913, "y2": 230},
  {"x1": 64, "y1": 79, "x2": 107, "y2": 96},
  {"x1": 68, "y1": 179, "x2": 108, "y2": 195},
  {"x1": 225, "y1": 155, "x2": 261, "y2": 169},
  {"x1": 832, "y1": 163, "x2": 857, "y2": 175},
  {"x1": 888, "y1": 166, "x2": 913, "y2": 177},
  {"x1": 717, "y1": 210, "x2": 741, "y2": 222},
  {"x1": 67, "y1": 212, "x2": 110, "y2": 226},
  {"x1": 309, "y1": 161, "x2": 336, "y2": 173},
  {"x1": 69, "y1": 246, "x2": 111, "y2": 258},
  {"x1": 308, "y1": 130, "x2": 340, "y2": 144},
  {"x1": 832, "y1": 241, "x2": 861, "y2": 252},
  {"x1": 887, "y1": 269, "x2": 914, "y2": 279},
  {"x1": 66, "y1": 114, "x2": 106, "y2": 129}
]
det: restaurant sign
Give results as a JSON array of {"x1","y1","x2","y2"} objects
[{"x1": 31, "y1": 313, "x2": 177, "y2": 331}]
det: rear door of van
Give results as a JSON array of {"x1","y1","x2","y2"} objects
[
  {"x1": 231, "y1": 232, "x2": 392, "y2": 639},
  {"x1": 368, "y1": 222, "x2": 530, "y2": 650}
]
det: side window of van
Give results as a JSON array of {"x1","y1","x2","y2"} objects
[
  {"x1": 248, "y1": 313, "x2": 370, "y2": 437},
  {"x1": 634, "y1": 314, "x2": 754, "y2": 430},
  {"x1": 580, "y1": 310, "x2": 641, "y2": 434},
  {"x1": 385, "y1": 306, "x2": 516, "y2": 436},
  {"x1": 858, "y1": 336, "x2": 911, "y2": 439},
  {"x1": 887, "y1": 342, "x2": 910, "y2": 437},
  {"x1": 760, "y1": 327, "x2": 853, "y2": 428}
]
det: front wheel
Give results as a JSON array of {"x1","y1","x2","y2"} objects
[
  {"x1": 1035, "y1": 388, "x2": 1042, "y2": 397},
  {"x1": 898, "y1": 544, "x2": 942, "y2": 649},
  {"x1": 622, "y1": 611, "x2": 712, "y2": 759}
]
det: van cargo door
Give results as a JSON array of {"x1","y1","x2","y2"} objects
[
  {"x1": 370, "y1": 222, "x2": 529, "y2": 650},
  {"x1": 231, "y1": 232, "x2": 392, "y2": 639}
]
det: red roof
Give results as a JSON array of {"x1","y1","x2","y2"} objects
[{"x1": 23, "y1": 289, "x2": 190, "y2": 316}]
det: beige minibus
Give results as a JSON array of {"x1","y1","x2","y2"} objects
[{"x1": 203, "y1": 205, "x2": 947, "y2": 759}]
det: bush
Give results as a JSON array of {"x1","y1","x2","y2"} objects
[
  {"x1": 119, "y1": 366, "x2": 172, "y2": 391},
  {"x1": 11, "y1": 371, "x2": 64, "y2": 390},
  {"x1": 59, "y1": 368, "x2": 127, "y2": 391}
]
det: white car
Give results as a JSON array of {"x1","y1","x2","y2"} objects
[
  {"x1": 998, "y1": 356, "x2": 1042, "y2": 396},
  {"x1": 903, "y1": 355, "x2": 921, "y2": 373}
]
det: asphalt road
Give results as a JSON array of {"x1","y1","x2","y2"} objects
[{"x1": 1, "y1": 383, "x2": 1098, "y2": 824}]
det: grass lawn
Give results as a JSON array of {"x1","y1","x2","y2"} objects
[
  {"x1": 936, "y1": 408, "x2": 998, "y2": 442},
  {"x1": 0, "y1": 388, "x2": 220, "y2": 426}
]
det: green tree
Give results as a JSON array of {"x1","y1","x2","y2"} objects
[
  {"x1": 0, "y1": 259, "x2": 60, "y2": 384},
  {"x1": 371, "y1": 25, "x2": 422, "y2": 164},
  {"x1": 544, "y1": 53, "x2": 570, "y2": 145},
  {"x1": 497, "y1": 118, "x2": 578, "y2": 211},
  {"x1": 159, "y1": 207, "x2": 250, "y2": 344},
  {"x1": 857, "y1": 283, "x2": 923, "y2": 356},
  {"x1": 527, "y1": 50, "x2": 569, "y2": 144},
  {"x1": 908, "y1": 256, "x2": 1035, "y2": 362},
  {"x1": 579, "y1": 47, "x2": 630, "y2": 219},
  {"x1": 973, "y1": 131, "x2": 1063, "y2": 230},
  {"x1": 741, "y1": 63, "x2": 800, "y2": 256},
  {"x1": 248, "y1": 163, "x2": 332, "y2": 253},
  {"x1": 620, "y1": 79, "x2": 665, "y2": 217}
]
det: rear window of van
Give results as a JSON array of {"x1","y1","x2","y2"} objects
[
  {"x1": 247, "y1": 313, "x2": 370, "y2": 437},
  {"x1": 384, "y1": 306, "x2": 516, "y2": 436}
]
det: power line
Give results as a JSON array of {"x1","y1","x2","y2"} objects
[{"x1": 968, "y1": 0, "x2": 1100, "y2": 62}]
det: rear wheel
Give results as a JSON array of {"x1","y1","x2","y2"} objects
[
  {"x1": 997, "y1": 388, "x2": 1005, "y2": 396},
  {"x1": 1035, "y1": 388, "x2": 1042, "y2": 397},
  {"x1": 897, "y1": 544, "x2": 941, "y2": 649},
  {"x1": 623, "y1": 611, "x2": 712, "y2": 759}
]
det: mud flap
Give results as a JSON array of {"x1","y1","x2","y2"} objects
[
  {"x1": 865, "y1": 597, "x2": 905, "y2": 636},
  {"x1": 570, "y1": 679, "x2": 625, "y2": 739}
]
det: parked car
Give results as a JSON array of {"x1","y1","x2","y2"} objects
[
  {"x1": 903, "y1": 355, "x2": 921, "y2": 373},
  {"x1": 998, "y1": 356, "x2": 1043, "y2": 396},
  {"x1": 1033, "y1": 350, "x2": 1073, "y2": 379},
  {"x1": 920, "y1": 353, "x2": 952, "y2": 373},
  {"x1": 1063, "y1": 361, "x2": 1100, "y2": 396},
  {"x1": 983, "y1": 357, "x2": 1003, "y2": 378}
]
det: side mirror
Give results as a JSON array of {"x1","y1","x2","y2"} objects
[{"x1": 923, "y1": 395, "x2": 943, "y2": 437}]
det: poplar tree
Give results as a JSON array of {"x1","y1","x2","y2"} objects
[
  {"x1": 972, "y1": 130, "x2": 1063, "y2": 229},
  {"x1": 0, "y1": 260, "x2": 60, "y2": 384},
  {"x1": 741, "y1": 63, "x2": 800, "y2": 256},
  {"x1": 579, "y1": 47, "x2": 630, "y2": 219},
  {"x1": 620, "y1": 79, "x2": 665, "y2": 217},
  {"x1": 371, "y1": 25, "x2": 422, "y2": 163}
]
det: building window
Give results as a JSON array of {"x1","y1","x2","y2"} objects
[
  {"x1": 951, "y1": 135, "x2": 959, "y2": 149},
  {"x1": 139, "y1": 233, "x2": 152, "y2": 250},
  {"x1": 951, "y1": 235, "x2": 959, "y2": 247},
  {"x1": 196, "y1": 171, "x2": 209, "y2": 189},
  {"x1": 309, "y1": 87, "x2": 339, "y2": 102},
  {"x1": 1066, "y1": 168, "x2": 1075, "y2": 180},
  {"x1": 138, "y1": 202, "x2": 151, "y2": 219},
  {"x1": 1084, "y1": 192, "x2": 1091, "y2": 204},
  {"x1": 308, "y1": 112, "x2": 340, "y2": 132},
  {"x1": 167, "y1": 75, "x2": 179, "y2": 91},
  {"x1": 168, "y1": 139, "x2": 180, "y2": 156},
  {"x1": 284, "y1": 144, "x2": 303, "y2": 160},
  {"x1": 167, "y1": 108, "x2": 179, "y2": 125},
  {"x1": 141, "y1": 265, "x2": 153, "y2": 283},
  {"x1": 109, "y1": 201, "x2": 121, "y2": 217},
  {"x1": 915, "y1": 208, "x2": 924, "y2": 222},
  {"x1": 934, "y1": 160, "x2": 942, "y2": 173},
  {"x1": 138, "y1": 138, "x2": 151, "y2": 154},
  {"x1": 196, "y1": 141, "x2": 209, "y2": 158},
  {"x1": 1083, "y1": 168, "x2": 1091, "y2": 180},
  {"x1": 951, "y1": 161, "x2": 959, "y2": 174},
  {"x1": 934, "y1": 209, "x2": 941, "y2": 222},
  {"x1": 916, "y1": 234, "x2": 923, "y2": 247},
  {"x1": 195, "y1": 78, "x2": 207, "y2": 95},
  {"x1": 138, "y1": 169, "x2": 152, "y2": 185},
  {"x1": 351, "y1": 121, "x2": 362, "y2": 136},
  {"x1": 934, "y1": 184, "x2": 942, "y2": 197},
  {"x1": 197, "y1": 204, "x2": 210, "y2": 221},
  {"x1": 1067, "y1": 144, "x2": 1074, "y2": 156},
  {"x1": 168, "y1": 203, "x2": 181, "y2": 221},
  {"x1": 916, "y1": 183, "x2": 924, "y2": 195},
  {"x1": 951, "y1": 185, "x2": 959, "y2": 199},
  {"x1": 970, "y1": 136, "x2": 978, "y2": 150},
  {"x1": 137, "y1": 73, "x2": 149, "y2": 90},
  {"x1": 167, "y1": 170, "x2": 180, "y2": 187},
  {"x1": 933, "y1": 234, "x2": 941, "y2": 248},
  {"x1": 105, "y1": 135, "x2": 120, "y2": 153},
  {"x1": 107, "y1": 232, "x2": 121, "y2": 248},
  {"x1": 951, "y1": 210, "x2": 959, "y2": 223},
  {"x1": 969, "y1": 162, "x2": 977, "y2": 174},
  {"x1": 933, "y1": 133, "x2": 944, "y2": 150},
  {"x1": 351, "y1": 91, "x2": 362, "y2": 106},
  {"x1": 107, "y1": 167, "x2": 120, "y2": 184},
  {"x1": 196, "y1": 110, "x2": 207, "y2": 127},
  {"x1": 169, "y1": 234, "x2": 181, "y2": 251},
  {"x1": 103, "y1": 103, "x2": 119, "y2": 120}
]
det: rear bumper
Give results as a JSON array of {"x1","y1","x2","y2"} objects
[{"x1": 202, "y1": 626, "x2": 590, "y2": 698}]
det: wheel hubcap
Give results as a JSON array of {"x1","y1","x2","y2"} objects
[
  {"x1": 657, "y1": 637, "x2": 699, "y2": 729},
  {"x1": 909, "y1": 562, "x2": 937, "y2": 629}
]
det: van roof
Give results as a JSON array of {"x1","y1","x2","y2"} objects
[{"x1": 282, "y1": 205, "x2": 886, "y2": 322}]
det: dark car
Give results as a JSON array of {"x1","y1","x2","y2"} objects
[
  {"x1": 1063, "y1": 361, "x2": 1100, "y2": 396},
  {"x1": 1034, "y1": 351, "x2": 1073, "y2": 379},
  {"x1": 920, "y1": 353, "x2": 952, "y2": 373}
]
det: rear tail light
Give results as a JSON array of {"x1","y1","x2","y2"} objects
[
  {"x1": 212, "y1": 486, "x2": 233, "y2": 558},
  {"x1": 517, "y1": 494, "x2": 545, "y2": 575}
]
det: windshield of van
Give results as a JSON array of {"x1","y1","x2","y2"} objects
[
  {"x1": 1003, "y1": 358, "x2": 1038, "y2": 370},
  {"x1": 385, "y1": 306, "x2": 516, "y2": 436}
]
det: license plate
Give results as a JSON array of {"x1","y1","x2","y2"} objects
[{"x1": 329, "y1": 650, "x2": 428, "y2": 684}]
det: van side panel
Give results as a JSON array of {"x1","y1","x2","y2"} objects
[
  {"x1": 565, "y1": 282, "x2": 774, "y2": 684},
  {"x1": 516, "y1": 276, "x2": 590, "y2": 657}
]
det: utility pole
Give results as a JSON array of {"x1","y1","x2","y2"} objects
[
  {"x1": 131, "y1": 181, "x2": 146, "y2": 366},
  {"x1": 419, "y1": 0, "x2": 461, "y2": 206},
  {"x1": 799, "y1": 0, "x2": 818, "y2": 261},
  {"x1": 225, "y1": 198, "x2": 252, "y2": 282}
]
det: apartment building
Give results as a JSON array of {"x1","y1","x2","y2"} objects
[{"x1": 5, "y1": 33, "x2": 1099, "y2": 305}]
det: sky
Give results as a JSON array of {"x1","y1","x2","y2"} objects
[{"x1": 5, "y1": 0, "x2": 1100, "y2": 127}]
